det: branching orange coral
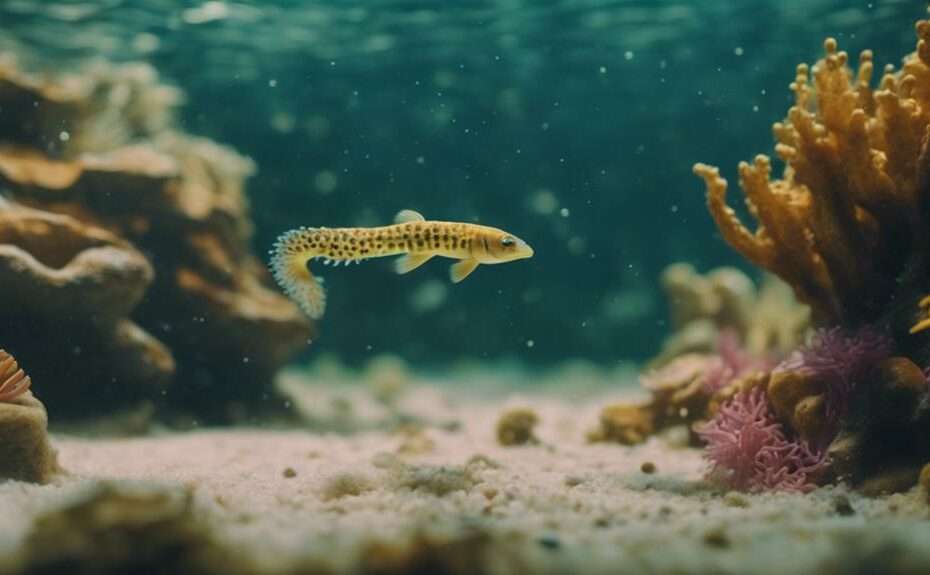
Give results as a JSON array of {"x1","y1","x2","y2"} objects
[
  {"x1": 695, "y1": 21, "x2": 930, "y2": 331},
  {"x1": 0, "y1": 349, "x2": 31, "y2": 403}
]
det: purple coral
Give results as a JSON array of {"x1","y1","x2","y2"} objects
[
  {"x1": 774, "y1": 326, "x2": 892, "y2": 420},
  {"x1": 697, "y1": 387, "x2": 827, "y2": 492}
]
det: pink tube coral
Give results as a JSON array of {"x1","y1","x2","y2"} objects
[{"x1": 697, "y1": 387, "x2": 826, "y2": 492}]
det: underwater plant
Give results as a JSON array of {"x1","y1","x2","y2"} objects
[
  {"x1": 0, "y1": 349, "x2": 32, "y2": 403},
  {"x1": 697, "y1": 387, "x2": 826, "y2": 492}
]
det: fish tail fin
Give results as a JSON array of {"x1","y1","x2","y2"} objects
[{"x1": 270, "y1": 228, "x2": 326, "y2": 319}]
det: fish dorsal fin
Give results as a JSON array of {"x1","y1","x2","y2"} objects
[{"x1": 394, "y1": 209, "x2": 425, "y2": 224}]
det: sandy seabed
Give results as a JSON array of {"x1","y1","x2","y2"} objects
[{"x1": 1, "y1": 372, "x2": 929, "y2": 575}]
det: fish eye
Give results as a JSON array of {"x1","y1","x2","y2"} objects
[{"x1": 500, "y1": 236, "x2": 515, "y2": 247}]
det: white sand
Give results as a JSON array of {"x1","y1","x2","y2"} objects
[{"x1": 1, "y1": 371, "x2": 929, "y2": 574}]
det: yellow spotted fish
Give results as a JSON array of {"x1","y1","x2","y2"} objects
[{"x1": 270, "y1": 209, "x2": 534, "y2": 318}]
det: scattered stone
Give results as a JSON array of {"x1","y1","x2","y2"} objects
[
  {"x1": 832, "y1": 494, "x2": 855, "y2": 516},
  {"x1": 537, "y1": 535, "x2": 561, "y2": 550},
  {"x1": 495, "y1": 407, "x2": 539, "y2": 446},
  {"x1": 588, "y1": 401, "x2": 655, "y2": 445},
  {"x1": 702, "y1": 526, "x2": 730, "y2": 549},
  {"x1": 320, "y1": 472, "x2": 374, "y2": 501},
  {"x1": 722, "y1": 493, "x2": 750, "y2": 508}
]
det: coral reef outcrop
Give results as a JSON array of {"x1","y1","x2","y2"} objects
[
  {"x1": 0, "y1": 55, "x2": 310, "y2": 416},
  {"x1": 591, "y1": 264, "x2": 805, "y2": 447},
  {"x1": 693, "y1": 17, "x2": 930, "y2": 492}
]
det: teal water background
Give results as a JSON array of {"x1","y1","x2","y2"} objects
[{"x1": 0, "y1": 1, "x2": 923, "y2": 368}]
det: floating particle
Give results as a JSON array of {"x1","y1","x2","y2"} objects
[
  {"x1": 409, "y1": 280, "x2": 448, "y2": 313},
  {"x1": 529, "y1": 189, "x2": 559, "y2": 215},
  {"x1": 182, "y1": 1, "x2": 229, "y2": 25},
  {"x1": 567, "y1": 236, "x2": 586, "y2": 256},
  {"x1": 314, "y1": 170, "x2": 338, "y2": 195},
  {"x1": 305, "y1": 115, "x2": 331, "y2": 141},
  {"x1": 270, "y1": 111, "x2": 295, "y2": 133}
]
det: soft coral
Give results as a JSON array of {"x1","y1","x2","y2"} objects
[
  {"x1": 775, "y1": 326, "x2": 892, "y2": 420},
  {"x1": 697, "y1": 387, "x2": 826, "y2": 492}
]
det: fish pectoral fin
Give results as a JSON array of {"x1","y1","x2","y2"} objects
[
  {"x1": 394, "y1": 209, "x2": 426, "y2": 224},
  {"x1": 395, "y1": 254, "x2": 434, "y2": 274},
  {"x1": 450, "y1": 259, "x2": 479, "y2": 283}
]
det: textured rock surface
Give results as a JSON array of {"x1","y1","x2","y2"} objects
[{"x1": 0, "y1": 57, "x2": 310, "y2": 415}]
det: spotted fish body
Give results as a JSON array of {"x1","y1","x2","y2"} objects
[{"x1": 270, "y1": 209, "x2": 533, "y2": 319}]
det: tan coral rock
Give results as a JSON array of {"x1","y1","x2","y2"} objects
[
  {"x1": 827, "y1": 431, "x2": 862, "y2": 483},
  {"x1": 661, "y1": 263, "x2": 721, "y2": 329},
  {"x1": 767, "y1": 367, "x2": 828, "y2": 442},
  {"x1": 653, "y1": 264, "x2": 808, "y2": 368},
  {"x1": 640, "y1": 352, "x2": 713, "y2": 423},
  {"x1": 589, "y1": 402, "x2": 656, "y2": 445},
  {"x1": 0, "y1": 57, "x2": 180, "y2": 158},
  {"x1": 0, "y1": 202, "x2": 174, "y2": 396},
  {"x1": 872, "y1": 356, "x2": 927, "y2": 414},
  {"x1": 0, "y1": 393, "x2": 60, "y2": 483},
  {"x1": 0, "y1": 203, "x2": 152, "y2": 321},
  {"x1": 858, "y1": 465, "x2": 922, "y2": 497},
  {"x1": 0, "y1": 137, "x2": 310, "y2": 383},
  {"x1": 0, "y1": 57, "x2": 309, "y2": 412}
]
